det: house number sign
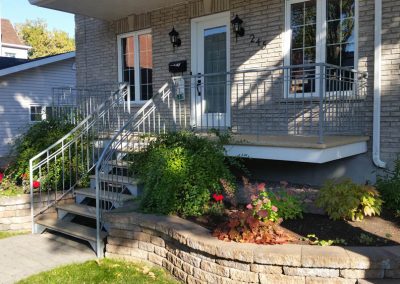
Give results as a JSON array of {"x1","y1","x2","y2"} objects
[{"x1": 249, "y1": 34, "x2": 267, "y2": 49}]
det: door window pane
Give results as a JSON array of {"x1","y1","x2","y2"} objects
[
  {"x1": 204, "y1": 26, "x2": 227, "y2": 113},
  {"x1": 120, "y1": 31, "x2": 153, "y2": 102},
  {"x1": 290, "y1": 0, "x2": 317, "y2": 94}
]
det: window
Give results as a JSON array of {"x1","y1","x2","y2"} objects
[
  {"x1": 5, "y1": 52, "x2": 16, "y2": 58},
  {"x1": 285, "y1": 0, "x2": 357, "y2": 94},
  {"x1": 30, "y1": 106, "x2": 52, "y2": 122},
  {"x1": 118, "y1": 30, "x2": 153, "y2": 102}
]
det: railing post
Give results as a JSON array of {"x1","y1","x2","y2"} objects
[
  {"x1": 318, "y1": 64, "x2": 325, "y2": 144},
  {"x1": 95, "y1": 165, "x2": 102, "y2": 258},
  {"x1": 30, "y1": 159, "x2": 34, "y2": 234}
]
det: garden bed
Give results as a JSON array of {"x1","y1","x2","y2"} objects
[
  {"x1": 104, "y1": 211, "x2": 400, "y2": 284},
  {"x1": 190, "y1": 209, "x2": 400, "y2": 247}
]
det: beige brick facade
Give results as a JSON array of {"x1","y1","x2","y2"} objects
[{"x1": 75, "y1": 0, "x2": 399, "y2": 180}]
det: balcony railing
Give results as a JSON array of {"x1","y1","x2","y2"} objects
[{"x1": 173, "y1": 63, "x2": 367, "y2": 143}]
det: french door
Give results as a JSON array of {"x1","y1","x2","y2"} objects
[
  {"x1": 285, "y1": 0, "x2": 357, "y2": 96},
  {"x1": 191, "y1": 12, "x2": 231, "y2": 129}
]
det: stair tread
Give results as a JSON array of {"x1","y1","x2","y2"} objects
[
  {"x1": 56, "y1": 203, "x2": 97, "y2": 219},
  {"x1": 104, "y1": 160, "x2": 131, "y2": 168},
  {"x1": 75, "y1": 188, "x2": 135, "y2": 202},
  {"x1": 35, "y1": 217, "x2": 106, "y2": 242},
  {"x1": 91, "y1": 174, "x2": 137, "y2": 185}
]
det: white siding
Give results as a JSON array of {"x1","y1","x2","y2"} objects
[{"x1": 0, "y1": 58, "x2": 76, "y2": 157}]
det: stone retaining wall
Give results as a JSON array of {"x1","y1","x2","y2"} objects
[
  {"x1": 105, "y1": 212, "x2": 400, "y2": 284},
  {"x1": 0, "y1": 193, "x2": 73, "y2": 231}
]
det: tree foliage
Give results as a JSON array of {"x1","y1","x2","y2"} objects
[{"x1": 16, "y1": 19, "x2": 75, "y2": 59}]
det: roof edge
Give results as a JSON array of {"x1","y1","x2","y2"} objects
[
  {"x1": 0, "y1": 51, "x2": 75, "y2": 77},
  {"x1": 1, "y1": 42, "x2": 32, "y2": 50}
]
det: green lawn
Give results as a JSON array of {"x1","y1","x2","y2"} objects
[
  {"x1": 17, "y1": 259, "x2": 179, "y2": 284},
  {"x1": 0, "y1": 230, "x2": 29, "y2": 240}
]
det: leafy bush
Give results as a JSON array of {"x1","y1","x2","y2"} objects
[
  {"x1": 129, "y1": 131, "x2": 238, "y2": 217},
  {"x1": 5, "y1": 119, "x2": 74, "y2": 183},
  {"x1": 376, "y1": 157, "x2": 400, "y2": 212},
  {"x1": 269, "y1": 190, "x2": 303, "y2": 220},
  {"x1": 212, "y1": 209, "x2": 292, "y2": 244},
  {"x1": 247, "y1": 187, "x2": 280, "y2": 223},
  {"x1": 316, "y1": 179, "x2": 383, "y2": 221},
  {"x1": 243, "y1": 181, "x2": 303, "y2": 221}
]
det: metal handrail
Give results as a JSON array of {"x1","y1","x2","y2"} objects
[{"x1": 30, "y1": 83, "x2": 129, "y2": 231}]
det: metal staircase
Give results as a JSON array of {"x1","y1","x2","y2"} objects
[{"x1": 30, "y1": 81, "x2": 185, "y2": 257}]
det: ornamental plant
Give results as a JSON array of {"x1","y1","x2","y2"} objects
[
  {"x1": 247, "y1": 184, "x2": 280, "y2": 223},
  {"x1": 316, "y1": 179, "x2": 383, "y2": 221},
  {"x1": 376, "y1": 156, "x2": 400, "y2": 212},
  {"x1": 206, "y1": 193, "x2": 225, "y2": 216},
  {"x1": 212, "y1": 209, "x2": 292, "y2": 244},
  {"x1": 268, "y1": 190, "x2": 303, "y2": 220},
  {"x1": 129, "y1": 131, "x2": 239, "y2": 217}
]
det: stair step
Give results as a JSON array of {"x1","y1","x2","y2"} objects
[
  {"x1": 56, "y1": 203, "x2": 97, "y2": 219},
  {"x1": 75, "y1": 188, "x2": 135, "y2": 203},
  {"x1": 91, "y1": 174, "x2": 138, "y2": 185},
  {"x1": 104, "y1": 160, "x2": 131, "y2": 168},
  {"x1": 35, "y1": 217, "x2": 106, "y2": 243}
]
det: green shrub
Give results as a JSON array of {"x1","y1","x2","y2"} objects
[
  {"x1": 376, "y1": 157, "x2": 400, "y2": 212},
  {"x1": 269, "y1": 190, "x2": 303, "y2": 220},
  {"x1": 5, "y1": 119, "x2": 74, "y2": 183},
  {"x1": 129, "y1": 131, "x2": 238, "y2": 217},
  {"x1": 316, "y1": 179, "x2": 382, "y2": 221}
]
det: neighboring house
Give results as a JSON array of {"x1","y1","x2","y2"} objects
[
  {"x1": 0, "y1": 19, "x2": 31, "y2": 59},
  {"x1": 0, "y1": 52, "x2": 76, "y2": 160},
  {"x1": 29, "y1": 0, "x2": 399, "y2": 185}
]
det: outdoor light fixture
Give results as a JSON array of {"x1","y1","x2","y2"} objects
[
  {"x1": 169, "y1": 27, "x2": 181, "y2": 48},
  {"x1": 231, "y1": 14, "x2": 245, "y2": 41}
]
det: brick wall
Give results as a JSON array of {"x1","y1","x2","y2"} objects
[
  {"x1": 74, "y1": 0, "x2": 399, "y2": 174},
  {"x1": 105, "y1": 211, "x2": 400, "y2": 283},
  {"x1": 381, "y1": 0, "x2": 400, "y2": 166},
  {"x1": 0, "y1": 194, "x2": 74, "y2": 231}
]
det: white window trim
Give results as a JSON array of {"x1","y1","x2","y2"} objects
[
  {"x1": 29, "y1": 105, "x2": 49, "y2": 123},
  {"x1": 117, "y1": 28, "x2": 152, "y2": 104},
  {"x1": 283, "y1": 0, "x2": 359, "y2": 98}
]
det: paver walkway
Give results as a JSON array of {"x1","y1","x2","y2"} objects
[{"x1": 0, "y1": 233, "x2": 96, "y2": 284}]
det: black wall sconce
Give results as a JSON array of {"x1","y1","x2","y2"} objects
[
  {"x1": 231, "y1": 14, "x2": 245, "y2": 41},
  {"x1": 169, "y1": 27, "x2": 181, "y2": 49}
]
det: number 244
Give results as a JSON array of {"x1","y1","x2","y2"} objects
[{"x1": 250, "y1": 34, "x2": 267, "y2": 49}]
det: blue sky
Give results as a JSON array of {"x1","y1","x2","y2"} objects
[{"x1": 1, "y1": 0, "x2": 75, "y2": 37}]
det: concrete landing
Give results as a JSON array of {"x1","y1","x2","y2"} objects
[{"x1": 0, "y1": 233, "x2": 95, "y2": 284}]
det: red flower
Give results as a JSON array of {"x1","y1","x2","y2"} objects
[
  {"x1": 212, "y1": 193, "x2": 224, "y2": 202},
  {"x1": 0, "y1": 173, "x2": 3, "y2": 183},
  {"x1": 32, "y1": 180, "x2": 40, "y2": 189},
  {"x1": 257, "y1": 182, "x2": 266, "y2": 191}
]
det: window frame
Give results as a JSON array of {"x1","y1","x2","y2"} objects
[
  {"x1": 117, "y1": 28, "x2": 153, "y2": 104},
  {"x1": 283, "y1": 0, "x2": 359, "y2": 73},
  {"x1": 29, "y1": 105, "x2": 51, "y2": 123}
]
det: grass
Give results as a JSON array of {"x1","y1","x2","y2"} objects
[
  {"x1": 0, "y1": 230, "x2": 29, "y2": 240},
  {"x1": 17, "y1": 259, "x2": 179, "y2": 284}
]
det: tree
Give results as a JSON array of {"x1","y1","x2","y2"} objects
[{"x1": 16, "y1": 19, "x2": 75, "y2": 59}]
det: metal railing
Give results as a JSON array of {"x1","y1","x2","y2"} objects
[
  {"x1": 30, "y1": 83, "x2": 129, "y2": 229},
  {"x1": 52, "y1": 83, "x2": 130, "y2": 124},
  {"x1": 95, "y1": 82, "x2": 185, "y2": 255},
  {"x1": 94, "y1": 63, "x2": 368, "y2": 255},
  {"x1": 183, "y1": 63, "x2": 367, "y2": 143}
]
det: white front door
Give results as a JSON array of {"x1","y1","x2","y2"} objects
[{"x1": 191, "y1": 12, "x2": 231, "y2": 129}]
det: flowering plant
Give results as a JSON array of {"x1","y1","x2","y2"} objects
[
  {"x1": 0, "y1": 173, "x2": 3, "y2": 184},
  {"x1": 212, "y1": 193, "x2": 224, "y2": 202},
  {"x1": 247, "y1": 183, "x2": 280, "y2": 223},
  {"x1": 32, "y1": 180, "x2": 40, "y2": 189}
]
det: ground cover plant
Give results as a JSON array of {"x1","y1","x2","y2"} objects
[
  {"x1": 129, "y1": 131, "x2": 238, "y2": 217},
  {"x1": 316, "y1": 179, "x2": 382, "y2": 221},
  {"x1": 0, "y1": 231, "x2": 29, "y2": 240},
  {"x1": 17, "y1": 259, "x2": 178, "y2": 284}
]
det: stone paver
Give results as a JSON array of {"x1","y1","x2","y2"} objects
[{"x1": 0, "y1": 233, "x2": 96, "y2": 284}]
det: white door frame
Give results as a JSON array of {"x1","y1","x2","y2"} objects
[{"x1": 190, "y1": 11, "x2": 231, "y2": 128}]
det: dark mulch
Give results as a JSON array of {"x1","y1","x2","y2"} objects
[{"x1": 191, "y1": 209, "x2": 400, "y2": 246}]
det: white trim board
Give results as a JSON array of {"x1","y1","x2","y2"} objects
[
  {"x1": 0, "y1": 52, "x2": 75, "y2": 77},
  {"x1": 224, "y1": 141, "x2": 368, "y2": 163}
]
